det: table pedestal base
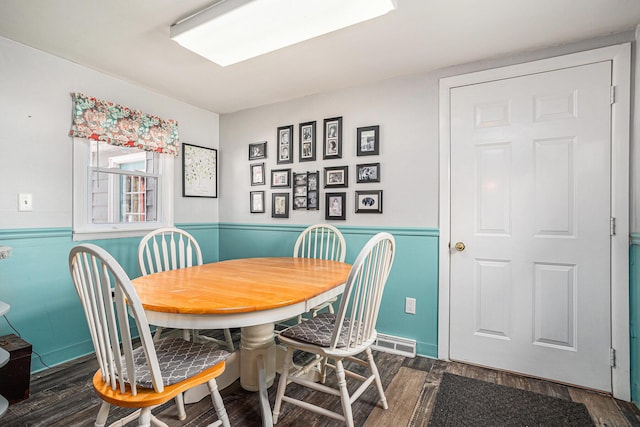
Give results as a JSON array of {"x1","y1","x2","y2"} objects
[{"x1": 240, "y1": 323, "x2": 276, "y2": 391}]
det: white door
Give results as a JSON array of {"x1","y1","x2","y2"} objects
[{"x1": 449, "y1": 61, "x2": 612, "y2": 392}]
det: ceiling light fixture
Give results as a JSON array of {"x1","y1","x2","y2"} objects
[{"x1": 170, "y1": 0, "x2": 397, "y2": 67}]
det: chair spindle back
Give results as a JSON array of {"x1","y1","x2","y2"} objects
[
  {"x1": 293, "y1": 224, "x2": 346, "y2": 262},
  {"x1": 138, "y1": 227, "x2": 203, "y2": 276},
  {"x1": 69, "y1": 244, "x2": 163, "y2": 396},
  {"x1": 331, "y1": 232, "x2": 395, "y2": 350}
]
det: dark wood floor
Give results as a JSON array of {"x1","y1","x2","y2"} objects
[{"x1": 3, "y1": 339, "x2": 640, "y2": 426}]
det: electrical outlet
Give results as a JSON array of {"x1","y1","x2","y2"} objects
[
  {"x1": 405, "y1": 297, "x2": 416, "y2": 314},
  {"x1": 18, "y1": 193, "x2": 33, "y2": 212}
]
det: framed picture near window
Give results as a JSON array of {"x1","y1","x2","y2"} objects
[
  {"x1": 272, "y1": 193, "x2": 290, "y2": 218},
  {"x1": 271, "y1": 168, "x2": 291, "y2": 188},
  {"x1": 277, "y1": 125, "x2": 293, "y2": 164},
  {"x1": 357, "y1": 125, "x2": 379, "y2": 156},
  {"x1": 182, "y1": 143, "x2": 217, "y2": 198},
  {"x1": 248, "y1": 141, "x2": 267, "y2": 160},
  {"x1": 325, "y1": 192, "x2": 346, "y2": 220},
  {"x1": 323, "y1": 116, "x2": 342, "y2": 159},
  {"x1": 355, "y1": 190, "x2": 383, "y2": 213},
  {"x1": 356, "y1": 162, "x2": 380, "y2": 183},
  {"x1": 324, "y1": 165, "x2": 348, "y2": 188},
  {"x1": 250, "y1": 191, "x2": 265, "y2": 213},
  {"x1": 299, "y1": 121, "x2": 316, "y2": 162},
  {"x1": 250, "y1": 162, "x2": 265, "y2": 186}
]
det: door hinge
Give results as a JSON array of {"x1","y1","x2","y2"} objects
[
  {"x1": 610, "y1": 348, "x2": 616, "y2": 367},
  {"x1": 610, "y1": 86, "x2": 616, "y2": 104},
  {"x1": 610, "y1": 217, "x2": 616, "y2": 236}
]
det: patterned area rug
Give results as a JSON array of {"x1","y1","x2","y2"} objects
[{"x1": 429, "y1": 373, "x2": 595, "y2": 426}]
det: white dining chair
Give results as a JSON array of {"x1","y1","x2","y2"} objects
[
  {"x1": 138, "y1": 227, "x2": 235, "y2": 352},
  {"x1": 273, "y1": 232, "x2": 396, "y2": 427},
  {"x1": 69, "y1": 243, "x2": 231, "y2": 427},
  {"x1": 293, "y1": 224, "x2": 346, "y2": 321}
]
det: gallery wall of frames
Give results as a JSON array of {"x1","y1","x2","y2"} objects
[{"x1": 248, "y1": 116, "x2": 382, "y2": 220}]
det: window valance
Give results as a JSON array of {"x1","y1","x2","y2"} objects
[{"x1": 69, "y1": 92, "x2": 179, "y2": 156}]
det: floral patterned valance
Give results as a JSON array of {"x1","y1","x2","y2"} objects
[{"x1": 69, "y1": 92, "x2": 179, "y2": 156}]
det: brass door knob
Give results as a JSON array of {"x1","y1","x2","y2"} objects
[{"x1": 454, "y1": 242, "x2": 466, "y2": 252}]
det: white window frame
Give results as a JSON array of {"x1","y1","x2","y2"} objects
[{"x1": 72, "y1": 138, "x2": 174, "y2": 241}]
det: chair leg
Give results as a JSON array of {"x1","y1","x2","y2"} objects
[
  {"x1": 223, "y1": 328, "x2": 234, "y2": 352},
  {"x1": 335, "y1": 359, "x2": 355, "y2": 427},
  {"x1": 153, "y1": 326, "x2": 163, "y2": 342},
  {"x1": 207, "y1": 378, "x2": 230, "y2": 427},
  {"x1": 365, "y1": 347, "x2": 388, "y2": 409},
  {"x1": 175, "y1": 392, "x2": 186, "y2": 420},
  {"x1": 182, "y1": 329, "x2": 191, "y2": 341},
  {"x1": 272, "y1": 346, "x2": 294, "y2": 424},
  {"x1": 94, "y1": 401, "x2": 111, "y2": 427}
]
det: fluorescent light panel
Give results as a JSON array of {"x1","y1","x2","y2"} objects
[{"x1": 170, "y1": 0, "x2": 397, "y2": 66}]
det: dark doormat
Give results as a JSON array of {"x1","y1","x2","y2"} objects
[{"x1": 429, "y1": 373, "x2": 595, "y2": 426}]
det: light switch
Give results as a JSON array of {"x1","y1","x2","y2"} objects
[{"x1": 18, "y1": 193, "x2": 32, "y2": 212}]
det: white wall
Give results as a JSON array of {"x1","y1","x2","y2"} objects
[
  {"x1": 0, "y1": 36, "x2": 220, "y2": 229},
  {"x1": 219, "y1": 74, "x2": 439, "y2": 226},
  {"x1": 220, "y1": 31, "x2": 637, "y2": 230}
]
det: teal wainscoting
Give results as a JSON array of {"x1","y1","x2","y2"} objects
[
  {"x1": 219, "y1": 223, "x2": 439, "y2": 358},
  {"x1": 631, "y1": 233, "x2": 640, "y2": 408},
  {"x1": 0, "y1": 224, "x2": 219, "y2": 373}
]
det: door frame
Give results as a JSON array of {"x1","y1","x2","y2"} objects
[{"x1": 438, "y1": 43, "x2": 631, "y2": 399}]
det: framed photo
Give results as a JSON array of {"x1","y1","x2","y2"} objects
[
  {"x1": 324, "y1": 165, "x2": 348, "y2": 188},
  {"x1": 271, "y1": 168, "x2": 291, "y2": 188},
  {"x1": 357, "y1": 125, "x2": 379, "y2": 156},
  {"x1": 248, "y1": 141, "x2": 267, "y2": 160},
  {"x1": 250, "y1": 191, "x2": 265, "y2": 213},
  {"x1": 250, "y1": 162, "x2": 265, "y2": 186},
  {"x1": 355, "y1": 190, "x2": 383, "y2": 213},
  {"x1": 272, "y1": 193, "x2": 290, "y2": 218},
  {"x1": 294, "y1": 174, "x2": 308, "y2": 196},
  {"x1": 277, "y1": 125, "x2": 294, "y2": 164},
  {"x1": 182, "y1": 143, "x2": 217, "y2": 198},
  {"x1": 299, "y1": 121, "x2": 316, "y2": 162},
  {"x1": 307, "y1": 190, "x2": 319, "y2": 210},
  {"x1": 307, "y1": 171, "x2": 319, "y2": 210},
  {"x1": 356, "y1": 162, "x2": 380, "y2": 183},
  {"x1": 325, "y1": 192, "x2": 346, "y2": 220},
  {"x1": 323, "y1": 116, "x2": 342, "y2": 159}
]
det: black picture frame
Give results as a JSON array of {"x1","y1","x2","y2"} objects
[
  {"x1": 357, "y1": 125, "x2": 379, "y2": 156},
  {"x1": 356, "y1": 162, "x2": 380, "y2": 183},
  {"x1": 355, "y1": 190, "x2": 383, "y2": 213},
  {"x1": 250, "y1": 191, "x2": 265, "y2": 213},
  {"x1": 182, "y1": 143, "x2": 217, "y2": 198},
  {"x1": 299, "y1": 121, "x2": 316, "y2": 162},
  {"x1": 250, "y1": 162, "x2": 265, "y2": 186},
  {"x1": 323, "y1": 116, "x2": 342, "y2": 159},
  {"x1": 272, "y1": 192, "x2": 290, "y2": 218},
  {"x1": 271, "y1": 168, "x2": 291, "y2": 188},
  {"x1": 248, "y1": 141, "x2": 267, "y2": 160},
  {"x1": 277, "y1": 125, "x2": 294, "y2": 164},
  {"x1": 324, "y1": 165, "x2": 348, "y2": 188},
  {"x1": 293, "y1": 172, "x2": 308, "y2": 210},
  {"x1": 325, "y1": 192, "x2": 346, "y2": 220},
  {"x1": 307, "y1": 171, "x2": 319, "y2": 210}
]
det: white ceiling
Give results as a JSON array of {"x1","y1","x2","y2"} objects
[{"x1": 0, "y1": 0, "x2": 638, "y2": 114}]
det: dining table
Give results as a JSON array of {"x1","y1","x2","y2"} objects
[{"x1": 131, "y1": 256, "x2": 351, "y2": 426}]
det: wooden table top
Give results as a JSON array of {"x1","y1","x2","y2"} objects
[{"x1": 131, "y1": 257, "x2": 352, "y2": 315}]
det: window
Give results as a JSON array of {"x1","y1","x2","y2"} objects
[{"x1": 73, "y1": 139, "x2": 174, "y2": 240}]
